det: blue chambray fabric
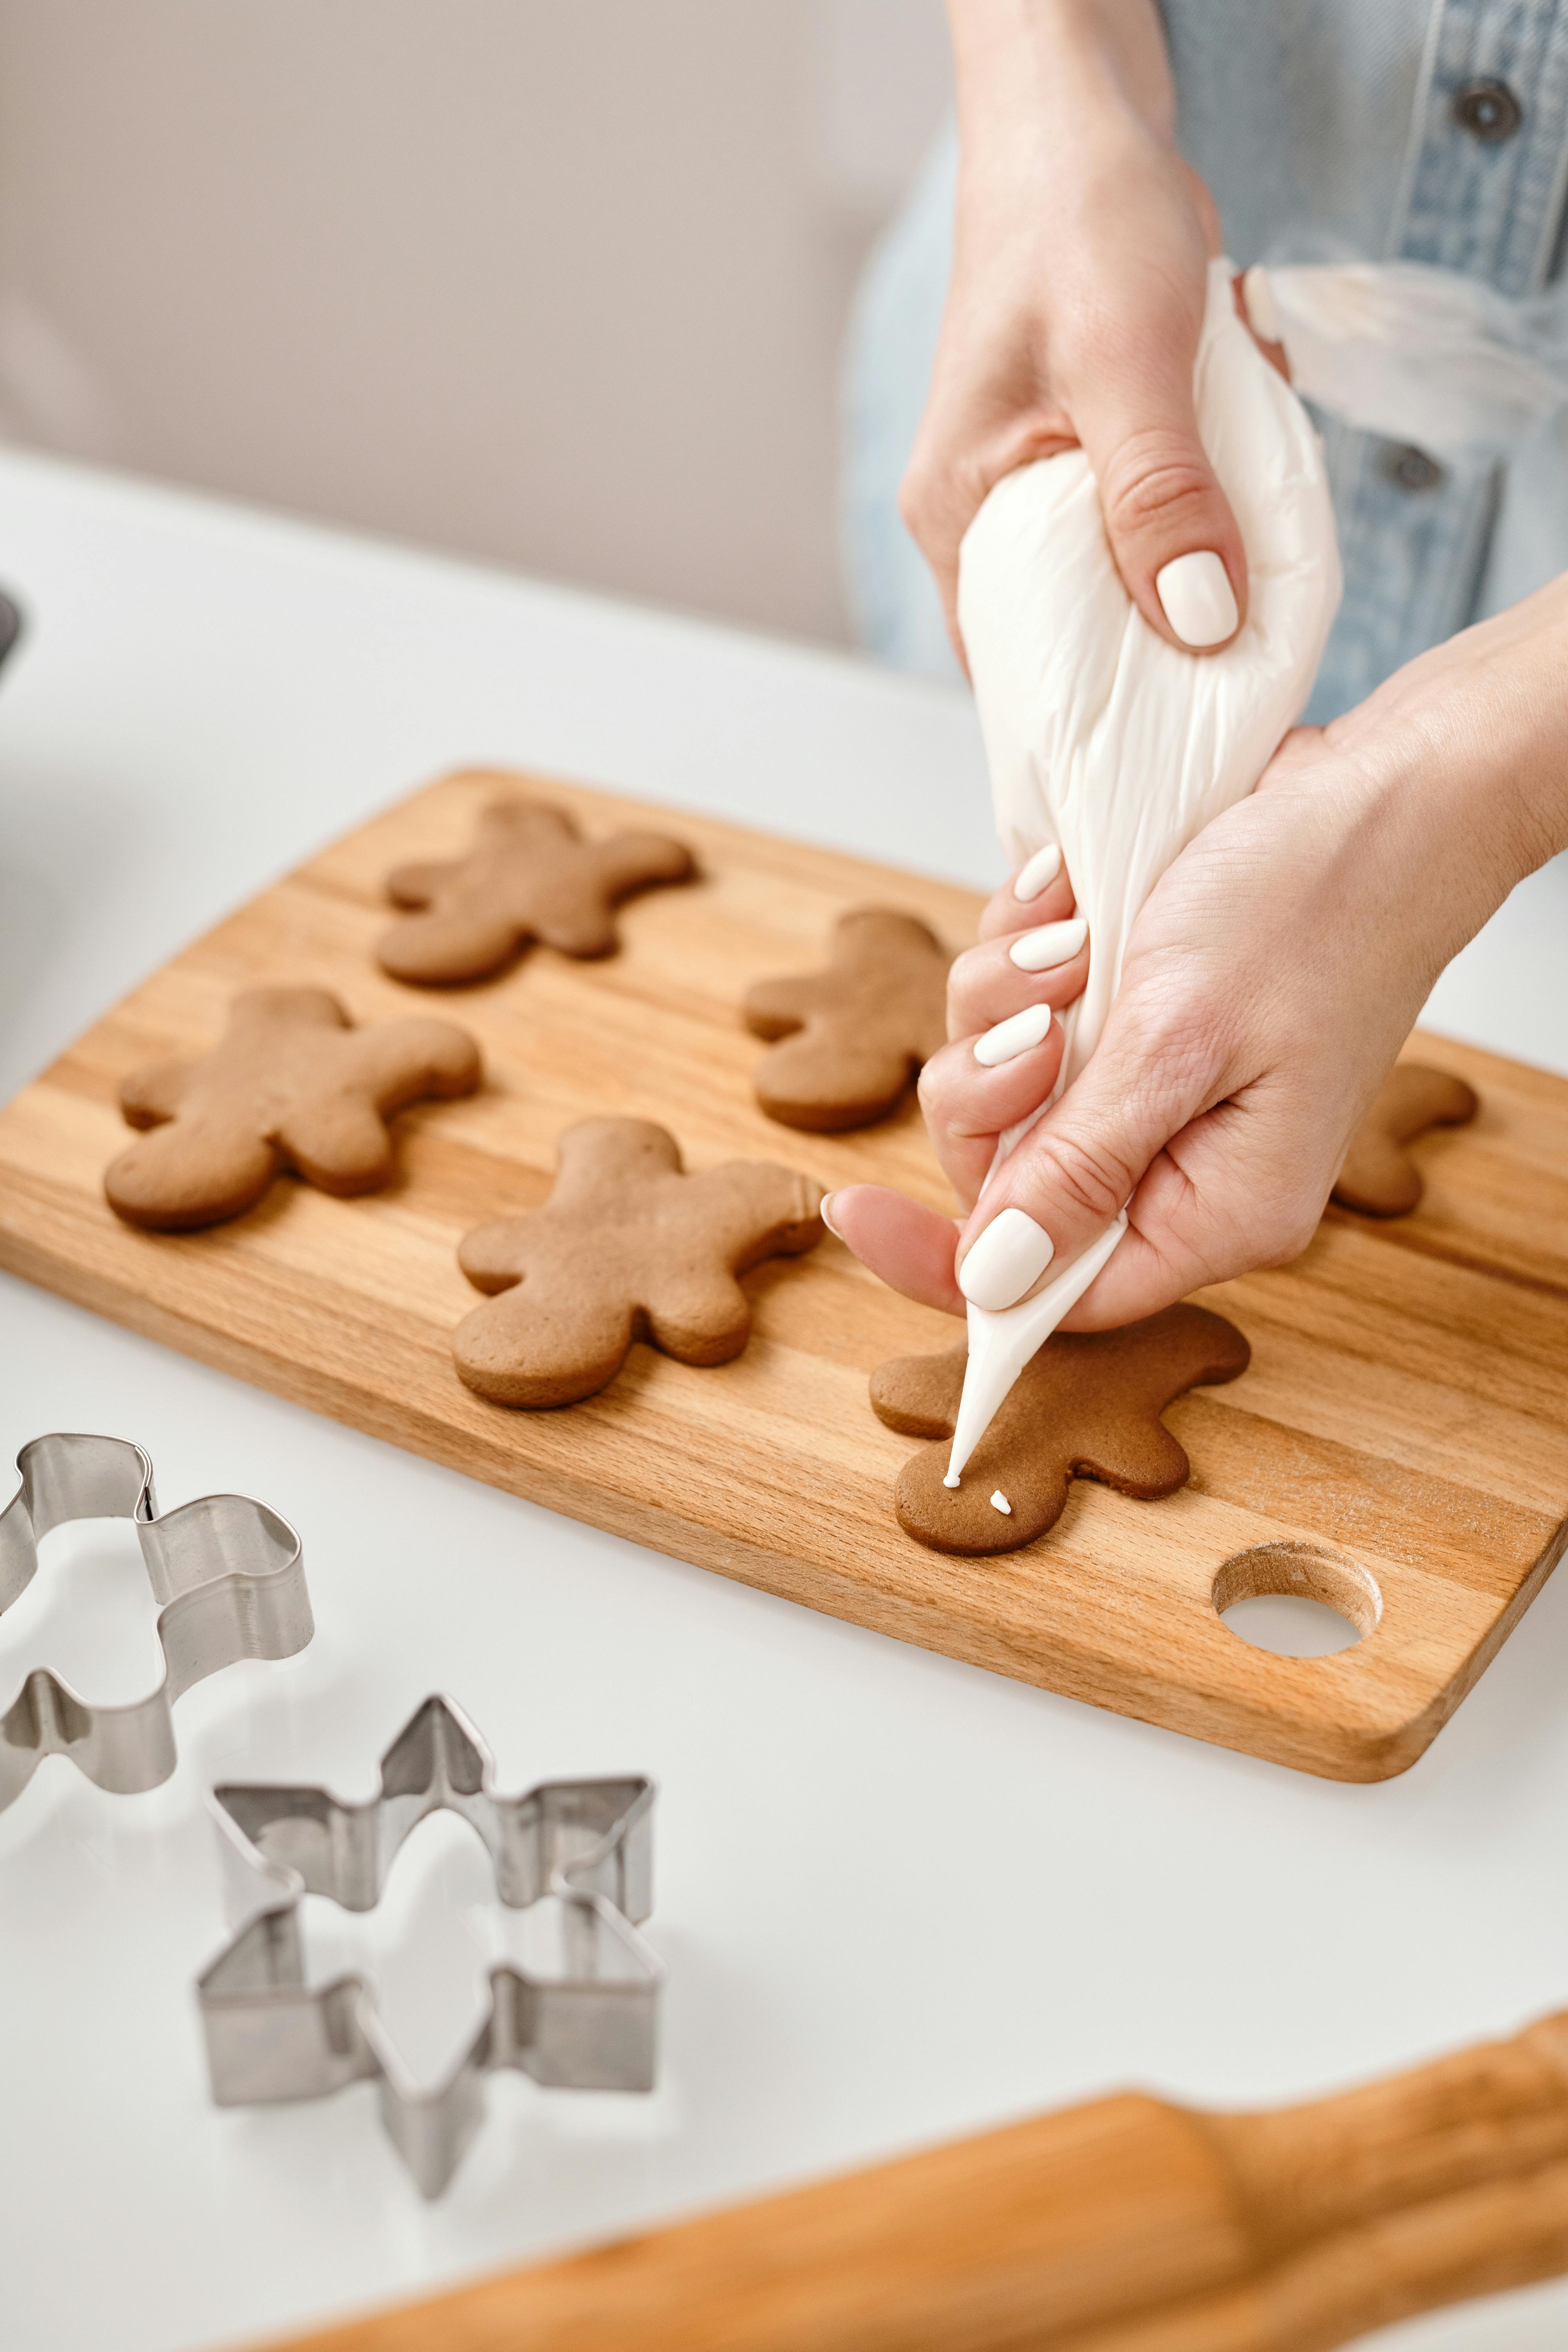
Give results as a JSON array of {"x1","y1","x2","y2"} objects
[{"x1": 842, "y1": 1, "x2": 1568, "y2": 721}]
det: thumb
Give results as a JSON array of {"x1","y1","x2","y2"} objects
[
  {"x1": 1076, "y1": 338, "x2": 1247, "y2": 653},
  {"x1": 953, "y1": 1022, "x2": 1184, "y2": 1316}
]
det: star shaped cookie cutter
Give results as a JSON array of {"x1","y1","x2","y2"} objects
[
  {"x1": 0, "y1": 1433, "x2": 310, "y2": 1814},
  {"x1": 196, "y1": 1694, "x2": 662, "y2": 2196}
]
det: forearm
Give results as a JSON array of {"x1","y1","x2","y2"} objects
[
  {"x1": 946, "y1": 0, "x2": 1175, "y2": 150},
  {"x1": 1325, "y1": 573, "x2": 1568, "y2": 982}
]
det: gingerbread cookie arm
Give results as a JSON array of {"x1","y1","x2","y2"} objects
[
  {"x1": 590, "y1": 830, "x2": 696, "y2": 904},
  {"x1": 351, "y1": 1018, "x2": 484, "y2": 1107},
  {"x1": 690, "y1": 1162, "x2": 826, "y2": 1270},
  {"x1": 118, "y1": 1059, "x2": 193, "y2": 1129},
  {"x1": 741, "y1": 974, "x2": 823, "y2": 1042},
  {"x1": 384, "y1": 859, "x2": 459, "y2": 911},
  {"x1": 456, "y1": 1215, "x2": 535, "y2": 1294},
  {"x1": 868, "y1": 1347, "x2": 966, "y2": 1439}
]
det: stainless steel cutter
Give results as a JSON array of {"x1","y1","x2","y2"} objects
[
  {"x1": 197, "y1": 1692, "x2": 662, "y2": 2196},
  {"x1": 0, "y1": 1432, "x2": 310, "y2": 1813}
]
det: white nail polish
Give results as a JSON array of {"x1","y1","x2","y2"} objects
[
  {"x1": 1013, "y1": 842, "x2": 1062, "y2": 902},
  {"x1": 1242, "y1": 263, "x2": 1281, "y2": 343},
  {"x1": 818, "y1": 1191, "x2": 843, "y2": 1238},
  {"x1": 1009, "y1": 917, "x2": 1087, "y2": 973},
  {"x1": 974, "y1": 1003, "x2": 1052, "y2": 1067},
  {"x1": 1155, "y1": 550, "x2": 1239, "y2": 648},
  {"x1": 957, "y1": 1206, "x2": 1055, "y2": 1310}
]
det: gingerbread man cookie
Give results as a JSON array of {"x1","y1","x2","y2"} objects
[
  {"x1": 1332, "y1": 1062, "x2": 1479, "y2": 1217},
  {"x1": 743, "y1": 908, "x2": 952, "y2": 1132},
  {"x1": 870, "y1": 1305, "x2": 1250, "y2": 1556},
  {"x1": 376, "y1": 798, "x2": 695, "y2": 986},
  {"x1": 106, "y1": 986, "x2": 482, "y2": 1231},
  {"x1": 454, "y1": 1116, "x2": 824, "y2": 1406}
]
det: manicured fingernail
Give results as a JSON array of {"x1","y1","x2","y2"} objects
[
  {"x1": 819, "y1": 1191, "x2": 843, "y2": 1238},
  {"x1": 1009, "y1": 917, "x2": 1087, "y2": 973},
  {"x1": 957, "y1": 1206, "x2": 1054, "y2": 1310},
  {"x1": 1013, "y1": 843, "x2": 1062, "y2": 902},
  {"x1": 1155, "y1": 550, "x2": 1239, "y2": 648},
  {"x1": 974, "y1": 1003, "x2": 1052, "y2": 1067},
  {"x1": 1242, "y1": 263, "x2": 1280, "y2": 343}
]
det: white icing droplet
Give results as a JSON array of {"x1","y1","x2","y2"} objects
[
  {"x1": 990, "y1": 1490, "x2": 1012, "y2": 1515},
  {"x1": 943, "y1": 1469, "x2": 960, "y2": 1489}
]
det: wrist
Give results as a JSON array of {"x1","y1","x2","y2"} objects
[
  {"x1": 1330, "y1": 587, "x2": 1568, "y2": 948},
  {"x1": 1321, "y1": 736, "x2": 1545, "y2": 1000},
  {"x1": 947, "y1": 0, "x2": 1174, "y2": 149}
]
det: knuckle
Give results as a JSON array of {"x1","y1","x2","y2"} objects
[
  {"x1": 916, "y1": 1054, "x2": 956, "y2": 1116},
  {"x1": 1098, "y1": 434, "x2": 1219, "y2": 540},
  {"x1": 1032, "y1": 1129, "x2": 1136, "y2": 1225},
  {"x1": 944, "y1": 947, "x2": 992, "y2": 1034}
]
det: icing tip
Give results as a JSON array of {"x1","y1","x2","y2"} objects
[
  {"x1": 943, "y1": 1469, "x2": 961, "y2": 1490},
  {"x1": 990, "y1": 1490, "x2": 1012, "y2": 1515}
]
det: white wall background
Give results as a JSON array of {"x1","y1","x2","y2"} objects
[{"x1": 0, "y1": 0, "x2": 951, "y2": 646}]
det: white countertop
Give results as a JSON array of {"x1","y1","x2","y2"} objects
[{"x1": 2, "y1": 449, "x2": 1567, "y2": 2352}]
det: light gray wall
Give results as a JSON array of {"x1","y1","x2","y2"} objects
[{"x1": 0, "y1": 0, "x2": 950, "y2": 644}]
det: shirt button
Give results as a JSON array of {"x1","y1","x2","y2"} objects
[
  {"x1": 1386, "y1": 444, "x2": 1445, "y2": 493},
  {"x1": 1452, "y1": 78, "x2": 1523, "y2": 142}
]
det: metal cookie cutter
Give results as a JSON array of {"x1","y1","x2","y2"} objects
[
  {"x1": 197, "y1": 1693, "x2": 662, "y2": 2196},
  {"x1": 0, "y1": 1433, "x2": 310, "y2": 1813}
]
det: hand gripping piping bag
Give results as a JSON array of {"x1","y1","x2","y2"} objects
[{"x1": 942, "y1": 256, "x2": 1342, "y2": 1488}]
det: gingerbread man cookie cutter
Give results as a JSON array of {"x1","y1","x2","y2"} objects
[
  {"x1": 0, "y1": 1433, "x2": 310, "y2": 1813},
  {"x1": 197, "y1": 1693, "x2": 661, "y2": 2197}
]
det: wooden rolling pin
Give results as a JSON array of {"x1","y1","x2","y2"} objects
[{"x1": 279, "y1": 2009, "x2": 1568, "y2": 2352}]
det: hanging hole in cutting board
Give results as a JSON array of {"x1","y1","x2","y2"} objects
[{"x1": 1212, "y1": 1541, "x2": 1380, "y2": 1660}]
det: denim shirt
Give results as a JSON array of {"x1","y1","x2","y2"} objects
[{"x1": 842, "y1": 0, "x2": 1568, "y2": 721}]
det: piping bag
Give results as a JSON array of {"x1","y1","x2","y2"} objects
[{"x1": 942, "y1": 258, "x2": 1342, "y2": 1489}]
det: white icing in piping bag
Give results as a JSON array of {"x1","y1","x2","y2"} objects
[
  {"x1": 940, "y1": 257, "x2": 1343, "y2": 1483},
  {"x1": 944, "y1": 1211, "x2": 1127, "y2": 1488}
]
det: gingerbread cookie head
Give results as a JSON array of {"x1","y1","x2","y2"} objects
[
  {"x1": 742, "y1": 907, "x2": 953, "y2": 1132},
  {"x1": 106, "y1": 985, "x2": 481, "y2": 1232},
  {"x1": 1332, "y1": 1062, "x2": 1479, "y2": 1216},
  {"x1": 871, "y1": 1305, "x2": 1250, "y2": 1555},
  {"x1": 376, "y1": 799, "x2": 695, "y2": 986},
  {"x1": 454, "y1": 1116, "x2": 824, "y2": 1407}
]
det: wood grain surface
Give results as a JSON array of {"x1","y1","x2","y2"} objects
[
  {"x1": 1, "y1": 766, "x2": 1564, "y2": 1782},
  {"x1": 266, "y1": 2007, "x2": 1568, "y2": 2352}
]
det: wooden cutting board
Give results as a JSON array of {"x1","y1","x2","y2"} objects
[{"x1": 1, "y1": 767, "x2": 1564, "y2": 1782}]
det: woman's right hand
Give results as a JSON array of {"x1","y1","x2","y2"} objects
[
  {"x1": 903, "y1": 0, "x2": 1248, "y2": 662},
  {"x1": 825, "y1": 569, "x2": 1568, "y2": 1328}
]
